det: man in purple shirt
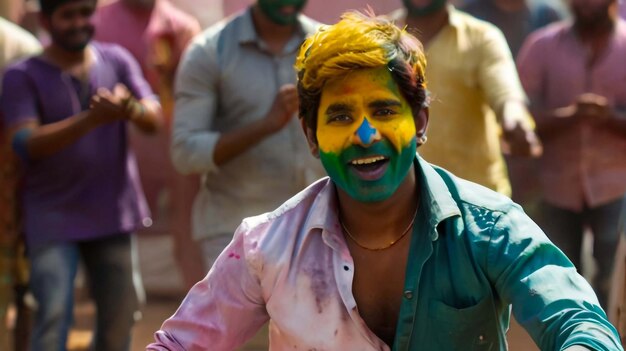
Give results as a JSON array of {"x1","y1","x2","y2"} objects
[
  {"x1": 517, "y1": 0, "x2": 626, "y2": 309},
  {"x1": 0, "y1": 0, "x2": 163, "y2": 349}
]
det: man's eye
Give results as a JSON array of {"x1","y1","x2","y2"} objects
[
  {"x1": 328, "y1": 114, "x2": 352, "y2": 124},
  {"x1": 374, "y1": 108, "x2": 397, "y2": 117}
]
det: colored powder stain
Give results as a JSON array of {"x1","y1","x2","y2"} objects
[
  {"x1": 228, "y1": 252, "x2": 241, "y2": 259},
  {"x1": 356, "y1": 118, "x2": 377, "y2": 145}
]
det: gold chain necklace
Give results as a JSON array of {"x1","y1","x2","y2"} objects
[{"x1": 340, "y1": 205, "x2": 419, "y2": 251}]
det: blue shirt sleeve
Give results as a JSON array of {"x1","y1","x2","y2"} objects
[{"x1": 487, "y1": 204, "x2": 623, "y2": 351}]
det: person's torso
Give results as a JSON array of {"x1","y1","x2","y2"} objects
[
  {"x1": 192, "y1": 12, "x2": 326, "y2": 237},
  {"x1": 11, "y1": 43, "x2": 149, "y2": 247},
  {"x1": 418, "y1": 13, "x2": 510, "y2": 195}
]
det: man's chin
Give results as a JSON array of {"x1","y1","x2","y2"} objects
[{"x1": 59, "y1": 41, "x2": 90, "y2": 52}]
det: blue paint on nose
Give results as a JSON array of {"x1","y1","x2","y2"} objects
[{"x1": 356, "y1": 118, "x2": 377, "y2": 145}]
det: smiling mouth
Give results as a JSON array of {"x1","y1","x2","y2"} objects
[{"x1": 348, "y1": 155, "x2": 389, "y2": 180}]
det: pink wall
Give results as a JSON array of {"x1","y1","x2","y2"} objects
[{"x1": 223, "y1": 0, "x2": 403, "y2": 24}]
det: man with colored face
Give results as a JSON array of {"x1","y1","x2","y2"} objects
[
  {"x1": 0, "y1": 0, "x2": 163, "y2": 350},
  {"x1": 258, "y1": 0, "x2": 306, "y2": 25},
  {"x1": 389, "y1": 0, "x2": 542, "y2": 198},
  {"x1": 149, "y1": 12, "x2": 621, "y2": 351}
]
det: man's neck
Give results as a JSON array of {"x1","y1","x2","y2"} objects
[
  {"x1": 122, "y1": 0, "x2": 157, "y2": 12},
  {"x1": 492, "y1": 0, "x2": 526, "y2": 13},
  {"x1": 575, "y1": 17, "x2": 615, "y2": 42},
  {"x1": 404, "y1": 7, "x2": 449, "y2": 46},
  {"x1": 251, "y1": 5, "x2": 298, "y2": 54},
  {"x1": 337, "y1": 166, "x2": 420, "y2": 247},
  {"x1": 44, "y1": 44, "x2": 91, "y2": 70}
]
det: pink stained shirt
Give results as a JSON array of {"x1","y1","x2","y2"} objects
[
  {"x1": 147, "y1": 177, "x2": 391, "y2": 351},
  {"x1": 517, "y1": 19, "x2": 626, "y2": 211}
]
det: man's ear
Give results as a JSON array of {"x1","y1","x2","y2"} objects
[
  {"x1": 300, "y1": 117, "x2": 320, "y2": 158},
  {"x1": 415, "y1": 107, "x2": 429, "y2": 144}
]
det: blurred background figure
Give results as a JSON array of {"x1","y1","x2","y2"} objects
[
  {"x1": 0, "y1": 4, "x2": 41, "y2": 351},
  {"x1": 517, "y1": 0, "x2": 626, "y2": 309},
  {"x1": 0, "y1": 0, "x2": 163, "y2": 349},
  {"x1": 170, "y1": 0, "x2": 324, "y2": 346},
  {"x1": 462, "y1": 0, "x2": 563, "y2": 216},
  {"x1": 225, "y1": 0, "x2": 402, "y2": 23},
  {"x1": 388, "y1": 0, "x2": 542, "y2": 197},
  {"x1": 171, "y1": 0, "x2": 325, "y2": 270},
  {"x1": 92, "y1": 0, "x2": 204, "y2": 292},
  {"x1": 462, "y1": 0, "x2": 563, "y2": 57}
]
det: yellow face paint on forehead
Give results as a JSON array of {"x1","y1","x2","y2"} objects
[{"x1": 316, "y1": 67, "x2": 417, "y2": 155}]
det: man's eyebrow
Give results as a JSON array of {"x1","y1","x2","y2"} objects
[
  {"x1": 368, "y1": 99, "x2": 402, "y2": 109},
  {"x1": 325, "y1": 103, "x2": 354, "y2": 115}
]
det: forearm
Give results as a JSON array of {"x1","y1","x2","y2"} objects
[
  {"x1": 213, "y1": 118, "x2": 276, "y2": 167},
  {"x1": 531, "y1": 106, "x2": 578, "y2": 138},
  {"x1": 13, "y1": 111, "x2": 98, "y2": 160},
  {"x1": 128, "y1": 98, "x2": 163, "y2": 134},
  {"x1": 171, "y1": 118, "x2": 275, "y2": 175}
]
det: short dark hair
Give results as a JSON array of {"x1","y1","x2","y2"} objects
[
  {"x1": 295, "y1": 11, "x2": 428, "y2": 141},
  {"x1": 39, "y1": 0, "x2": 97, "y2": 16}
]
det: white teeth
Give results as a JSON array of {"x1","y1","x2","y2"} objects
[{"x1": 350, "y1": 156, "x2": 386, "y2": 165}]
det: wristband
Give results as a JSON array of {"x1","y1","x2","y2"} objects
[{"x1": 11, "y1": 128, "x2": 33, "y2": 161}]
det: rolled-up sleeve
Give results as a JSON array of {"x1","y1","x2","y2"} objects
[
  {"x1": 147, "y1": 222, "x2": 268, "y2": 350},
  {"x1": 170, "y1": 36, "x2": 221, "y2": 175},
  {"x1": 487, "y1": 205, "x2": 623, "y2": 351}
]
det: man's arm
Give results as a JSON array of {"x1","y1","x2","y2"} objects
[
  {"x1": 487, "y1": 205, "x2": 623, "y2": 351},
  {"x1": 171, "y1": 39, "x2": 298, "y2": 175},
  {"x1": 114, "y1": 45, "x2": 164, "y2": 134},
  {"x1": 516, "y1": 28, "x2": 583, "y2": 140},
  {"x1": 147, "y1": 223, "x2": 268, "y2": 350},
  {"x1": 477, "y1": 25, "x2": 541, "y2": 157},
  {"x1": 7, "y1": 84, "x2": 149, "y2": 160}
]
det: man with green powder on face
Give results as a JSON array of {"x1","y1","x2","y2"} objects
[{"x1": 151, "y1": 11, "x2": 622, "y2": 351}]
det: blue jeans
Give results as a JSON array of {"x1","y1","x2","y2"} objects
[
  {"x1": 538, "y1": 196, "x2": 626, "y2": 308},
  {"x1": 29, "y1": 233, "x2": 142, "y2": 351}
]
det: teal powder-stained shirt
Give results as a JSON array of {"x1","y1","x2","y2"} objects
[{"x1": 149, "y1": 156, "x2": 622, "y2": 351}]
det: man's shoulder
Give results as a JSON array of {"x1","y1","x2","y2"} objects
[
  {"x1": 432, "y1": 165, "x2": 517, "y2": 221},
  {"x1": 242, "y1": 178, "x2": 331, "y2": 230},
  {"x1": 3, "y1": 55, "x2": 43, "y2": 79},
  {"x1": 297, "y1": 14, "x2": 323, "y2": 36},
  {"x1": 522, "y1": 20, "x2": 570, "y2": 50},
  {"x1": 186, "y1": 12, "x2": 242, "y2": 56},
  {"x1": 155, "y1": 0, "x2": 201, "y2": 32},
  {"x1": 90, "y1": 41, "x2": 141, "y2": 69}
]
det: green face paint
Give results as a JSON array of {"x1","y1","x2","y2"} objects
[
  {"x1": 403, "y1": 0, "x2": 447, "y2": 16},
  {"x1": 258, "y1": 0, "x2": 307, "y2": 26},
  {"x1": 316, "y1": 68, "x2": 419, "y2": 203},
  {"x1": 319, "y1": 138, "x2": 417, "y2": 202}
]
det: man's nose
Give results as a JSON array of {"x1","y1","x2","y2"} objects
[{"x1": 352, "y1": 117, "x2": 381, "y2": 147}]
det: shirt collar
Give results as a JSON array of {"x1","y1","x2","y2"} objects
[
  {"x1": 303, "y1": 155, "x2": 461, "y2": 245},
  {"x1": 415, "y1": 155, "x2": 462, "y2": 232}
]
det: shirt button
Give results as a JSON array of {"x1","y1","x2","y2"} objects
[
  {"x1": 343, "y1": 265, "x2": 350, "y2": 271},
  {"x1": 403, "y1": 290, "x2": 413, "y2": 299}
]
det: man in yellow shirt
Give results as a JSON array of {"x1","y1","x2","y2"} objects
[{"x1": 389, "y1": 0, "x2": 541, "y2": 196}]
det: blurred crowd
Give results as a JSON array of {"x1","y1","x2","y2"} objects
[{"x1": 1, "y1": 0, "x2": 625, "y2": 350}]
